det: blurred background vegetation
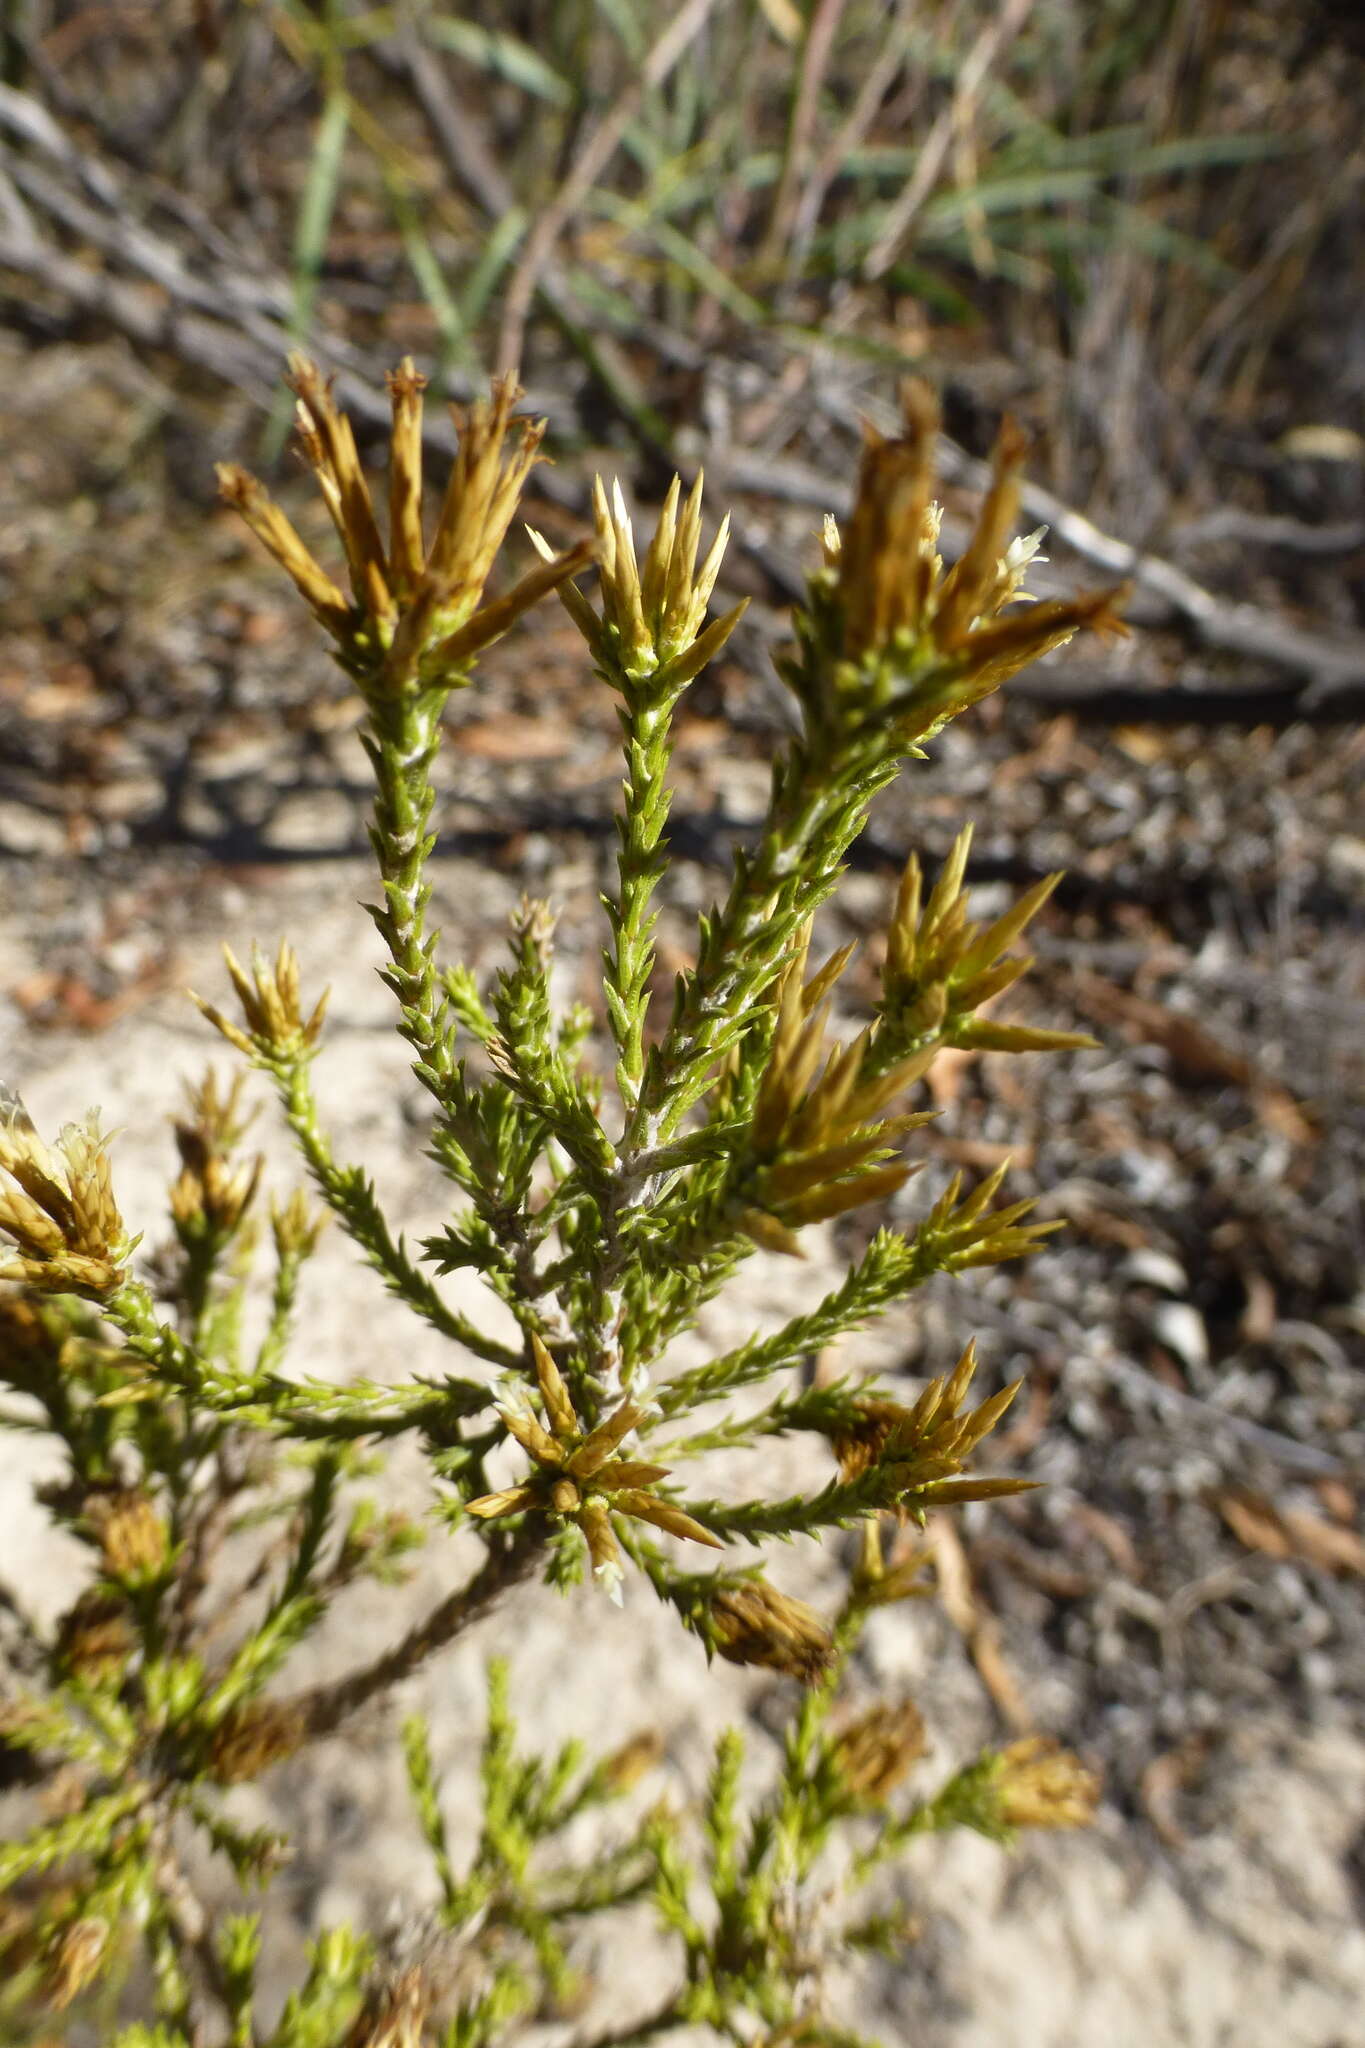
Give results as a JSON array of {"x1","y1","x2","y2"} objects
[{"x1": 1, "y1": 0, "x2": 1361, "y2": 535}]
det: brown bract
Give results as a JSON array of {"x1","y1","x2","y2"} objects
[
  {"x1": 994, "y1": 1737, "x2": 1101, "y2": 1831},
  {"x1": 43, "y1": 1914, "x2": 111, "y2": 2012},
  {"x1": 192, "y1": 940, "x2": 328, "y2": 1064},
  {"x1": 882, "y1": 825, "x2": 1098, "y2": 1057},
  {"x1": 531, "y1": 470, "x2": 745, "y2": 690},
  {"x1": 739, "y1": 941, "x2": 936, "y2": 1253},
  {"x1": 829, "y1": 1699, "x2": 929, "y2": 1804},
  {"x1": 823, "y1": 380, "x2": 1129, "y2": 689},
  {"x1": 208, "y1": 1699, "x2": 308, "y2": 1785},
  {"x1": 344, "y1": 1965, "x2": 434, "y2": 2048}
]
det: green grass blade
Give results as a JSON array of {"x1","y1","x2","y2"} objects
[
  {"x1": 263, "y1": 82, "x2": 350, "y2": 459},
  {"x1": 425, "y1": 16, "x2": 574, "y2": 107}
]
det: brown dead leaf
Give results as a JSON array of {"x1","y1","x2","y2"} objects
[
  {"x1": 927, "y1": 1518, "x2": 1031, "y2": 1731},
  {"x1": 936, "y1": 1136, "x2": 1033, "y2": 1172},
  {"x1": 971, "y1": 1533, "x2": 1090, "y2": 1600},
  {"x1": 991, "y1": 1376, "x2": 1050, "y2": 1459},
  {"x1": 1250, "y1": 1085, "x2": 1317, "y2": 1148},
  {"x1": 1112, "y1": 725, "x2": 1173, "y2": 765},
  {"x1": 12, "y1": 966, "x2": 171, "y2": 1033},
  {"x1": 1279, "y1": 1508, "x2": 1365, "y2": 1576},
  {"x1": 1314, "y1": 1478, "x2": 1358, "y2": 1525},
  {"x1": 969, "y1": 1618, "x2": 1031, "y2": 1733},
  {"x1": 1238, "y1": 1266, "x2": 1278, "y2": 1345},
  {"x1": 453, "y1": 712, "x2": 575, "y2": 761},
  {"x1": 1071, "y1": 972, "x2": 1316, "y2": 1142},
  {"x1": 926, "y1": 1515, "x2": 977, "y2": 1633},
  {"x1": 926, "y1": 1045, "x2": 977, "y2": 1109},
  {"x1": 1215, "y1": 1487, "x2": 1365, "y2": 1576},
  {"x1": 1069, "y1": 1502, "x2": 1142, "y2": 1579},
  {"x1": 1074, "y1": 973, "x2": 1251, "y2": 1084},
  {"x1": 1140, "y1": 1735, "x2": 1212, "y2": 1850}
]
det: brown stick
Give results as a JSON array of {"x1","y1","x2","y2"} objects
[
  {"x1": 762, "y1": 0, "x2": 849, "y2": 272},
  {"x1": 494, "y1": 0, "x2": 723, "y2": 375}
]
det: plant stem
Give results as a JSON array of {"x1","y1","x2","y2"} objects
[
  {"x1": 627, "y1": 729, "x2": 897, "y2": 1159},
  {"x1": 286, "y1": 1523, "x2": 546, "y2": 1739},
  {"x1": 362, "y1": 685, "x2": 461, "y2": 1101},
  {"x1": 606, "y1": 696, "x2": 672, "y2": 1117}
]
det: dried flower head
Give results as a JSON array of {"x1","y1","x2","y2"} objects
[
  {"x1": 530, "y1": 471, "x2": 744, "y2": 693},
  {"x1": 43, "y1": 1914, "x2": 110, "y2": 2011},
  {"x1": 87, "y1": 1489, "x2": 169, "y2": 1580},
  {"x1": 832, "y1": 379, "x2": 943, "y2": 660},
  {"x1": 192, "y1": 941, "x2": 328, "y2": 1064},
  {"x1": 702, "y1": 1578, "x2": 836, "y2": 1684},
  {"x1": 465, "y1": 1335, "x2": 720, "y2": 1601},
  {"x1": 851, "y1": 1520, "x2": 935, "y2": 1606},
  {"x1": 54, "y1": 1587, "x2": 134, "y2": 1688},
  {"x1": 344, "y1": 1965, "x2": 434, "y2": 2048},
  {"x1": 601, "y1": 1729, "x2": 665, "y2": 1792},
  {"x1": 799, "y1": 383, "x2": 1128, "y2": 731},
  {"x1": 992, "y1": 1737, "x2": 1101, "y2": 1831},
  {"x1": 219, "y1": 359, "x2": 590, "y2": 696},
  {"x1": 170, "y1": 1069, "x2": 263, "y2": 1237},
  {"x1": 830, "y1": 1341, "x2": 1034, "y2": 1511},
  {"x1": 0, "y1": 1090, "x2": 128, "y2": 1295},
  {"x1": 208, "y1": 1699, "x2": 307, "y2": 1785},
  {"x1": 881, "y1": 827, "x2": 1098, "y2": 1058},
  {"x1": 0, "y1": 1291, "x2": 64, "y2": 1384},
  {"x1": 828, "y1": 1699, "x2": 929, "y2": 1804},
  {"x1": 270, "y1": 1185, "x2": 328, "y2": 1259}
]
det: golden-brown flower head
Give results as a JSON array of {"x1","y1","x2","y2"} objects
[
  {"x1": 833, "y1": 380, "x2": 943, "y2": 660},
  {"x1": 701, "y1": 1578, "x2": 835, "y2": 1684},
  {"x1": 828, "y1": 1699, "x2": 929, "y2": 1804},
  {"x1": 797, "y1": 382, "x2": 1128, "y2": 733},
  {"x1": 880, "y1": 826, "x2": 1098, "y2": 1060},
  {"x1": 270, "y1": 1186, "x2": 329, "y2": 1259},
  {"x1": 992, "y1": 1737, "x2": 1101, "y2": 1831},
  {"x1": 208, "y1": 1698, "x2": 307, "y2": 1785},
  {"x1": 736, "y1": 940, "x2": 935, "y2": 1253},
  {"x1": 191, "y1": 941, "x2": 328, "y2": 1065},
  {"x1": 530, "y1": 471, "x2": 745, "y2": 696},
  {"x1": 464, "y1": 1335, "x2": 720, "y2": 1602},
  {"x1": 344, "y1": 1966, "x2": 434, "y2": 2048},
  {"x1": 0, "y1": 1090, "x2": 128, "y2": 1295},
  {"x1": 43, "y1": 1914, "x2": 111, "y2": 2012},
  {"x1": 601, "y1": 1728, "x2": 665, "y2": 1792},
  {"x1": 0, "y1": 1291, "x2": 65, "y2": 1387},
  {"x1": 218, "y1": 359, "x2": 591, "y2": 697},
  {"x1": 169, "y1": 1068, "x2": 262, "y2": 1238},
  {"x1": 830, "y1": 1341, "x2": 1034, "y2": 1513},
  {"x1": 54, "y1": 1587, "x2": 134, "y2": 1688},
  {"x1": 87, "y1": 1488, "x2": 169, "y2": 1581}
]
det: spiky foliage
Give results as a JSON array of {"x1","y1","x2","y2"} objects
[{"x1": 0, "y1": 364, "x2": 1113, "y2": 2044}]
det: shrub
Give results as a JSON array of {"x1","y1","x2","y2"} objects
[{"x1": 0, "y1": 358, "x2": 1124, "y2": 2046}]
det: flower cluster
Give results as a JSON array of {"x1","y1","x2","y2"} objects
[{"x1": 0, "y1": 1089, "x2": 128, "y2": 1294}]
